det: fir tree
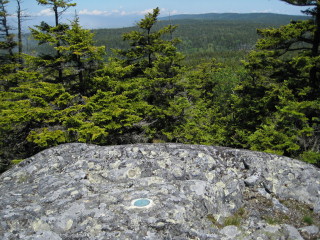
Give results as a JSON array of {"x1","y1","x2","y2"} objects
[
  {"x1": 30, "y1": 0, "x2": 76, "y2": 82},
  {"x1": 16, "y1": 0, "x2": 29, "y2": 66},
  {"x1": 0, "y1": 0, "x2": 15, "y2": 59},
  {"x1": 0, "y1": 0, "x2": 17, "y2": 90},
  {"x1": 56, "y1": 14, "x2": 105, "y2": 95},
  {"x1": 231, "y1": 0, "x2": 320, "y2": 163},
  {"x1": 114, "y1": 7, "x2": 184, "y2": 79}
]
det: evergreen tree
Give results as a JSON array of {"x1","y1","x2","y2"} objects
[
  {"x1": 0, "y1": 0, "x2": 15, "y2": 58},
  {"x1": 108, "y1": 8, "x2": 186, "y2": 141},
  {"x1": 231, "y1": 0, "x2": 320, "y2": 164},
  {"x1": 16, "y1": 0, "x2": 29, "y2": 66},
  {"x1": 30, "y1": 0, "x2": 76, "y2": 82},
  {"x1": 56, "y1": 15, "x2": 105, "y2": 95},
  {"x1": 280, "y1": 0, "x2": 320, "y2": 95},
  {"x1": 114, "y1": 7, "x2": 184, "y2": 79},
  {"x1": 0, "y1": 0, "x2": 17, "y2": 90}
]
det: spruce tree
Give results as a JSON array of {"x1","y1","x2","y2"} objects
[
  {"x1": 30, "y1": 0, "x2": 76, "y2": 82},
  {"x1": 16, "y1": 0, "x2": 29, "y2": 66},
  {"x1": 280, "y1": 0, "x2": 320, "y2": 95},
  {"x1": 56, "y1": 15, "x2": 105, "y2": 95},
  {"x1": 0, "y1": 0, "x2": 15, "y2": 59},
  {"x1": 231, "y1": 0, "x2": 320, "y2": 163},
  {"x1": 114, "y1": 7, "x2": 183, "y2": 79},
  {"x1": 0, "y1": 0, "x2": 17, "y2": 90}
]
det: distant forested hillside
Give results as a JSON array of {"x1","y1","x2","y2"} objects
[
  {"x1": 160, "y1": 12, "x2": 309, "y2": 24},
  {"x1": 24, "y1": 13, "x2": 309, "y2": 66},
  {"x1": 92, "y1": 13, "x2": 309, "y2": 66}
]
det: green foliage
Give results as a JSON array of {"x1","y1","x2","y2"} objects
[
  {"x1": 302, "y1": 215, "x2": 314, "y2": 225},
  {"x1": 27, "y1": 128, "x2": 67, "y2": 147},
  {"x1": 152, "y1": 59, "x2": 239, "y2": 144},
  {"x1": 207, "y1": 208, "x2": 247, "y2": 228},
  {"x1": 0, "y1": 0, "x2": 16, "y2": 56},
  {"x1": 37, "y1": 0, "x2": 76, "y2": 8},
  {"x1": 1, "y1": 6, "x2": 320, "y2": 173},
  {"x1": 29, "y1": 21, "x2": 68, "y2": 82},
  {"x1": 56, "y1": 15, "x2": 105, "y2": 95},
  {"x1": 223, "y1": 215, "x2": 242, "y2": 227},
  {"x1": 113, "y1": 7, "x2": 184, "y2": 79},
  {"x1": 231, "y1": 2, "x2": 320, "y2": 159},
  {"x1": 0, "y1": 78, "x2": 63, "y2": 169},
  {"x1": 30, "y1": 0, "x2": 77, "y2": 83},
  {"x1": 0, "y1": 0, "x2": 19, "y2": 91},
  {"x1": 300, "y1": 151, "x2": 320, "y2": 166},
  {"x1": 90, "y1": 14, "x2": 307, "y2": 68},
  {"x1": 11, "y1": 159, "x2": 24, "y2": 165}
]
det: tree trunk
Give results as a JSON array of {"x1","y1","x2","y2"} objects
[
  {"x1": 0, "y1": 1, "x2": 14, "y2": 58},
  {"x1": 16, "y1": 0, "x2": 23, "y2": 66},
  {"x1": 53, "y1": 4, "x2": 63, "y2": 82},
  {"x1": 77, "y1": 56, "x2": 85, "y2": 95}
]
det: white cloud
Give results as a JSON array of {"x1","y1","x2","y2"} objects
[
  {"x1": 250, "y1": 9, "x2": 275, "y2": 13},
  {"x1": 79, "y1": 9, "x2": 111, "y2": 16},
  {"x1": 36, "y1": 8, "x2": 54, "y2": 17},
  {"x1": 138, "y1": 9, "x2": 154, "y2": 15},
  {"x1": 33, "y1": 7, "x2": 180, "y2": 19},
  {"x1": 78, "y1": 8, "x2": 163, "y2": 17},
  {"x1": 171, "y1": 10, "x2": 179, "y2": 15}
]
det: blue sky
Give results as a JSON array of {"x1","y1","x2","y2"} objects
[{"x1": 10, "y1": 0, "x2": 309, "y2": 29}]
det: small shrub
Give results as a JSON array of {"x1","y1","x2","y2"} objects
[
  {"x1": 207, "y1": 207, "x2": 247, "y2": 228},
  {"x1": 300, "y1": 151, "x2": 320, "y2": 167},
  {"x1": 302, "y1": 215, "x2": 313, "y2": 225},
  {"x1": 207, "y1": 214, "x2": 218, "y2": 225},
  {"x1": 223, "y1": 207, "x2": 247, "y2": 227},
  {"x1": 17, "y1": 174, "x2": 30, "y2": 183},
  {"x1": 224, "y1": 215, "x2": 241, "y2": 226},
  {"x1": 265, "y1": 217, "x2": 277, "y2": 225},
  {"x1": 11, "y1": 159, "x2": 24, "y2": 165}
]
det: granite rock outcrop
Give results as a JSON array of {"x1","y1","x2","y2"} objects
[{"x1": 0, "y1": 143, "x2": 319, "y2": 239}]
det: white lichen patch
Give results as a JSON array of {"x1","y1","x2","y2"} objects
[
  {"x1": 110, "y1": 160, "x2": 122, "y2": 169},
  {"x1": 288, "y1": 173, "x2": 295, "y2": 180},
  {"x1": 127, "y1": 168, "x2": 141, "y2": 179},
  {"x1": 32, "y1": 219, "x2": 51, "y2": 231},
  {"x1": 173, "y1": 205, "x2": 186, "y2": 221},
  {"x1": 88, "y1": 162, "x2": 95, "y2": 169},
  {"x1": 65, "y1": 219, "x2": 73, "y2": 231},
  {"x1": 107, "y1": 149, "x2": 122, "y2": 158},
  {"x1": 146, "y1": 176, "x2": 165, "y2": 185},
  {"x1": 172, "y1": 166, "x2": 184, "y2": 178},
  {"x1": 90, "y1": 223, "x2": 102, "y2": 235},
  {"x1": 71, "y1": 190, "x2": 79, "y2": 196},
  {"x1": 52, "y1": 163, "x2": 60, "y2": 169},
  {"x1": 158, "y1": 158, "x2": 172, "y2": 169},
  {"x1": 132, "y1": 147, "x2": 139, "y2": 153},
  {"x1": 178, "y1": 151, "x2": 189, "y2": 158},
  {"x1": 190, "y1": 181, "x2": 207, "y2": 196},
  {"x1": 206, "y1": 172, "x2": 215, "y2": 181},
  {"x1": 46, "y1": 210, "x2": 55, "y2": 215},
  {"x1": 215, "y1": 181, "x2": 226, "y2": 189}
]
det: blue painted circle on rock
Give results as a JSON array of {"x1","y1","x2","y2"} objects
[{"x1": 133, "y1": 199, "x2": 151, "y2": 207}]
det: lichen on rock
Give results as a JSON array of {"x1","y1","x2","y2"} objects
[{"x1": 0, "y1": 143, "x2": 319, "y2": 239}]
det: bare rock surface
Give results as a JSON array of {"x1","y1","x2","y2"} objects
[{"x1": 0, "y1": 143, "x2": 319, "y2": 239}]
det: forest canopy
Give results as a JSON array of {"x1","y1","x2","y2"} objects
[{"x1": 0, "y1": 1, "x2": 319, "y2": 173}]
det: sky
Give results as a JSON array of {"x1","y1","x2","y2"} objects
[{"x1": 8, "y1": 0, "x2": 310, "y2": 29}]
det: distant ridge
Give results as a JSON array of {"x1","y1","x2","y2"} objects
[{"x1": 160, "y1": 12, "x2": 309, "y2": 24}]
